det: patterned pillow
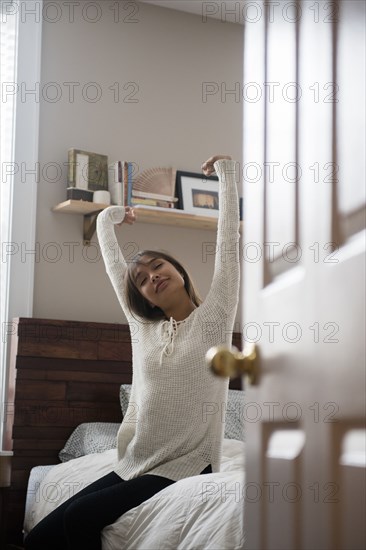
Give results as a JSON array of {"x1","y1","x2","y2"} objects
[
  {"x1": 59, "y1": 422, "x2": 119, "y2": 462},
  {"x1": 119, "y1": 384, "x2": 245, "y2": 441},
  {"x1": 223, "y1": 389, "x2": 245, "y2": 441},
  {"x1": 120, "y1": 384, "x2": 132, "y2": 416}
]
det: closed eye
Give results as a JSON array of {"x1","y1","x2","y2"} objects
[
  {"x1": 134, "y1": 272, "x2": 145, "y2": 287},
  {"x1": 136, "y1": 261, "x2": 163, "y2": 286}
]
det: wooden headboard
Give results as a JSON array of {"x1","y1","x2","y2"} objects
[{"x1": 5, "y1": 317, "x2": 242, "y2": 546}]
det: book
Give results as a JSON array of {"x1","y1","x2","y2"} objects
[
  {"x1": 66, "y1": 187, "x2": 94, "y2": 202},
  {"x1": 131, "y1": 197, "x2": 176, "y2": 208},
  {"x1": 68, "y1": 148, "x2": 108, "y2": 191},
  {"x1": 126, "y1": 162, "x2": 133, "y2": 206},
  {"x1": 133, "y1": 204, "x2": 187, "y2": 214},
  {"x1": 108, "y1": 161, "x2": 134, "y2": 206},
  {"x1": 132, "y1": 190, "x2": 178, "y2": 202}
]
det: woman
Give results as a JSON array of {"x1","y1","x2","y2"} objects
[{"x1": 24, "y1": 154, "x2": 240, "y2": 550}]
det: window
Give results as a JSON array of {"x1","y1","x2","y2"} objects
[
  {"x1": 1, "y1": 0, "x2": 19, "y2": 447},
  {"x1": 0, "y1": 0, "x2": 42, "y2": 447}
]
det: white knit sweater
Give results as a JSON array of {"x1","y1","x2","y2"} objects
[{"x1": 96, "y1": 159, "x2": 240, "y2": 481}]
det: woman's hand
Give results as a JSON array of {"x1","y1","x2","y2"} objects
[
  {"x1": 201, "y1": 155, "x2": 232, "y2": 177},
  {"x1": 117, "y1": 206, "x2": 136, "y2": 226}
]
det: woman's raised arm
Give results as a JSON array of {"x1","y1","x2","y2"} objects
[
  {"x1": 200, "y1": 155, "x2": 241, "y2": 318},
  {"x1": 96, "y1": 206, "x2": 136, "y2": 318}
]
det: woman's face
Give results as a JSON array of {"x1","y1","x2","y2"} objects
[{"x1": 133, "y1": 255, "x2": 186, "y2": 309}]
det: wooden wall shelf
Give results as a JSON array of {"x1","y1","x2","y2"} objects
[
  {"x1": 133, "y1": 205, "x2": 218, "y2": 230},
  {"x1": 52, "y1": 199, "x2": 109, "y2": 215},
  {"x1": 52, "y1": 200, "x2": 230, "y2": 244}
]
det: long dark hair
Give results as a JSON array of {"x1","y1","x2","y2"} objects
[{"x1": 125, "y1": 250, "x2": 202, "y2": 321}]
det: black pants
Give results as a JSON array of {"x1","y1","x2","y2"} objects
[{"x1": 24, "y1": 464, "x2": 212, "y2": 550}]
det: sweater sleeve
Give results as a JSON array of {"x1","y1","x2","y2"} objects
[
  {"x1": 202, "y1": 159, "x2": 240, "y2": 317},
  {"x1": 96, "y1": 206, "x2": 133, "y2": 319}
]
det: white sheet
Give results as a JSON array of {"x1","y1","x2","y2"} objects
[{"x1": 25, "y1": 439, "x2": 245, "y2": 549}]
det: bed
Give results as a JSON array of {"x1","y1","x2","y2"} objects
[{"x1": 5, "y1": 317, "x2": 245, "y2": 548}]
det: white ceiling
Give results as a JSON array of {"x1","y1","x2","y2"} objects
[{"x1": 138, "y1": 1, "x2": 244, "y2": 24}]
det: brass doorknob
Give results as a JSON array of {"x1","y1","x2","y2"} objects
[{"x1": 206, "y1": 343, "x2": 260, "y2": 385}]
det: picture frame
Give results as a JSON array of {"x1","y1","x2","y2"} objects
[
  {"x1": 176, "y1": 171, "x2": 220, "y2": 218},
  {"x1": 68, "y1": 148, "x2": 109, "y2": 192}
]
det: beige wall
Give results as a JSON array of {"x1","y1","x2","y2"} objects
[{"x1": 33, "y1": 0, "x2": 243, "y2": 325}]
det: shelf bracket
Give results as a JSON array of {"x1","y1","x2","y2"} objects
[{"x1": 83, "y1": 213, "x2": 99, "y2": 245}]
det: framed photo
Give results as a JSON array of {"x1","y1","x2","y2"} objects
[
  {"x1": 68, "y1": 148, "x2": 109, "y2": 191},
  {"x1": 176, "y1": 171, "x2": 220, "y2": 218}
]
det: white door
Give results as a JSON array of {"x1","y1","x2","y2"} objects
[{"x1": 241, "y1": 1, "x2": 365, "y2": 548}]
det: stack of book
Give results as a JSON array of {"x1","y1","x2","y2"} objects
[
  {"x1": 108, "y1": 161, "x2": 134, "y2": 206},
  {"x1": 131, "y1": 191, "x2": 177, "y2": 209}
]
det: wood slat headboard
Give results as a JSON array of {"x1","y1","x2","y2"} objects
[{"x1": 5, "y1": 317, "x2": 242, "y2": 546}]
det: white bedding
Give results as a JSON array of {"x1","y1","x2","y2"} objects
[{"x1": 25, "y1": 438, "x2": 245, "y2": 549}]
